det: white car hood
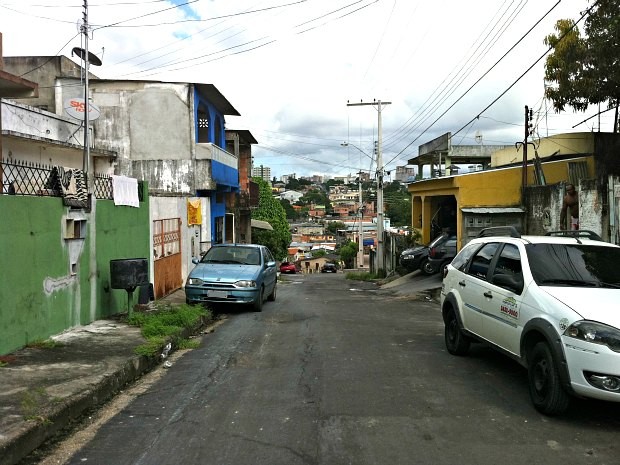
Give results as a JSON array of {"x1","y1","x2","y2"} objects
[{"x1": 542, "y1": 287, "x2": 620, "y2": 328}]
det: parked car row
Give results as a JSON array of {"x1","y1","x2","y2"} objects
[
  {"x1": 441, "y1": 227, "x2": 620, "y2": 415},
  {"x1": 279, "y1": 261, "x2": 339, "y2": 274},
  {"x1": 399, "y1": 232, "x2": 457, "y2": 275}
]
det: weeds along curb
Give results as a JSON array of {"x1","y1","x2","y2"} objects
[{"x1": 0, "y1": 353, "x2": 159, "y2": 465}]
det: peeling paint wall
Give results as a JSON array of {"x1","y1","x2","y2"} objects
[
  {"x1": 129, "y1": 86, "x2": 191, "y2": 161},
  {"x1": 524, "y1": 185, "x2": 562, "y2": 235},
  {"x1": 0, "y1": 194, "x2": 150, "y2": 355},
  {"x1": 579, "y1": 179, "x2": 605, "y2": 238},
  {"x1": 2, "y1": 100, "x2": 86, "y2": 146},
  {"x1": 524, "y1": 180, "x2": 605, "y2": 238}
]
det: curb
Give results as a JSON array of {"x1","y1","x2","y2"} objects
[
  {"x1": 1, "y1": 308, "x2": 208, "y2": 465},
  {"x1": 1, "y1": 354, "x2": 158, "y2": 465}
]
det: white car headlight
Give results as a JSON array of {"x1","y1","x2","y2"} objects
[
  {"x1": 565, "y1": 321, "x2": 620, "y2": 352},
  {"x1": 234, "y1": 280, "x2": 257, "y2": 288},
  {"x1": 187, "y1": 277, "x2": 203, "y2": 285}
]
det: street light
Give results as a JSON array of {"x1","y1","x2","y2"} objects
[
  {"x1": 340, "y1": 142, "x2": 367, "y2": 269},
  {"x1": 346, "y1": 100, "x2": 390, "y2": 276}
]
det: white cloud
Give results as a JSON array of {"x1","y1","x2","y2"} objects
[{"x1": 1, "y1": 0, "x2": 613, "y2": 179}]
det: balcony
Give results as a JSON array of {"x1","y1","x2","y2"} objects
[{"x1": 195, "y1": 142, "x2": 239, "y2": 188}]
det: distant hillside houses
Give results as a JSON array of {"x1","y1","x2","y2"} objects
[{"x1": 280, "y1": 190, "x2": 304, "y2": 203}]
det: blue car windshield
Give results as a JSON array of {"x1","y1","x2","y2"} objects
[
  {"x1": 201, "y1": 247, "x2": 261, "y2": 266},
  {"x1": 525, "y1": 243, "x2": 620, "y2": 288}
]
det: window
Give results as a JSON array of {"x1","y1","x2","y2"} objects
[
  {"x1": 526, "y1": 243, "x2": 620, "y2": 286},
  {"x1": 262, "y1": 247, "x2": 274, "y2": 265},
  {"x1": 451, "y1": 243, "x2": 480, "y2": 271},
  {"x1": 467, "y1": 243, "x2": 500, "y2": 280},
  {"x1": 493, "y1": 244, "x2": 521, "y2": 277},
  {"x1": 65, "y1": 219, "x2": 86, "y2": 239}
]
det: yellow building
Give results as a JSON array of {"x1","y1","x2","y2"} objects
[{"x1": 407, "y1": 132, "x2": 604, "y2": 250}]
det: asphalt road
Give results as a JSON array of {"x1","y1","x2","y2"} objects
[{"x1": 62, "y1": 272, "x2": 620, "y2": 465}]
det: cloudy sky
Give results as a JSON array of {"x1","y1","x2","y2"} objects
[{"x1": 1, "y1": 0, "x2": 613, "y2": 180}]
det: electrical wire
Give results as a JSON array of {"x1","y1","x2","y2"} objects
[
  {"x1": 17, "y1": 32, "x2": 81, "y2": 78},
  {"x1": 381, "y1": 0, "x2": 519, "y2": 148},
  {"x1": 384, "y1": 0, "x2": 566, "y2": 168},
  {"x1": 384, "y1": 0, "x2": 531, "y2": 155}
]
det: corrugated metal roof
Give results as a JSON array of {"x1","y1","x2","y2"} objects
[{"x1": 461, "y1": 207, "x2": 525, "y2": 214}]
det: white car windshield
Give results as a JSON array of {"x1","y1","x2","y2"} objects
[{"x1": 526, "y1": 243, "x2": 620, "y2": 288}]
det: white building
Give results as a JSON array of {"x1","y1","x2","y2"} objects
[{"x1": 252, "y1": 165, "x2": 271, "y2": 181}]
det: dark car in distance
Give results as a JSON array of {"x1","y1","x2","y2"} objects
[{"x1": 321, "y1": 263, "x2": 338, "y2": 273}]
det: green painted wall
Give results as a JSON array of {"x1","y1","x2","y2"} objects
[
  {"x1": 0, "y1": 196, "x2": 75, "y2": 353},
  {"x1": 95, "y1": 197, "x2": 150, "y2": 316},
  {"x1": 0, "y1": 189, "x2": 150, "y2": 355}
]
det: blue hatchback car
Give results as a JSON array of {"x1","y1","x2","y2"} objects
[{"x1": 185, "y1": 244, "x2": 277, "y2": 312}]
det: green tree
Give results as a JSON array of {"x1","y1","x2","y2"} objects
[
  {"x1": 544, "y1": 1, "x2": 620, "y2": 131},
  {"x1": 385, "y1": 197, "x2": 412, "y2": 227},
  {"x1": 300, "y1": 188, "x2": 328, "y2": 205},
  {"x1": 326, "y1": 221, "x2": 346, "y2": 235},
  {"x1": 325, "y1": 179, "x2": 344, "y2": 188},
  {"x1": 383, "y1": 182, "x2": 412, "y2": 227},
  {"x1": 285, "y1": 178, "x2": 312, "y2": 190},
  {"x1": 251, "y1": 177, "x2": 291, "y2": 260},
  {"x1": 280, "y1": 199, "x2": 299, "y2": 220},
  {"x1": 338, "y1": 241, "x2": 358, "y2": 269}
]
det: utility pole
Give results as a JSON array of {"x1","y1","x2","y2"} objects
[
  {"x1": 519, "y1": 105, "x2": 533, "y2": 204},
  {"x1": 346, "y1": 100, "x2": 391, "y2": 275},
  {"x1": 81, "y1": 0, "x2": 91, "y2": 192},
  {"x1": 341, "y1": 142, "x2": 367, "y2": 268},
  {"x1": 358, "y1": 170, "x2": 364, "y2": 268}
]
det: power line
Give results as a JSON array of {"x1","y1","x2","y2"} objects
[{"x1": 384, "y1": 0, "x2": 565, "y2": 168}]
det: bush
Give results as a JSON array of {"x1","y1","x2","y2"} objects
[{"x1": 128, "y1": 303, "x2": 212, "y2": 357}]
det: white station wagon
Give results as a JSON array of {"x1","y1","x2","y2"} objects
[{"x1": 440, "y1": 227, "x2": 620, "y2": 415}]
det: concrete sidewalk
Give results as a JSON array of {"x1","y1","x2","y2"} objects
[{"x1": 0, "y1": 290, "x2": 187, "y2": 465}]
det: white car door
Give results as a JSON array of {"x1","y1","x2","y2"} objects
[
  {"x1": 478, "y1": 243, "x2": 524, "y2": 355},
  {"x1": 459, "y1": 242, "x2": 501, "y2": 338}
]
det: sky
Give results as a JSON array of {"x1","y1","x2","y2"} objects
[{"x1": 1, "y1": 0, "x2": 614, "y2": 181}]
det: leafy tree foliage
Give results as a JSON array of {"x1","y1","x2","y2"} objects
[
  {"x1": 300, "y1": 188, "x2": 328, "y2": 205},
  {"x1": 338, "y1": 241, "x2": 358, "y2": 268},
  {"x1": 544, "y1": 1, "x2": 620, "y2": 131},
  {"x1": 383, "y1": 182, "x2": 412, "y2": 227},
  {"x1": 251, "y1": 177, "x2": 291, "y2": 260},
  {"x1": 280, "y1": 199, "x2": 299, "y2": 220},
  {"x1": 326, "y1": 221, "x2": 346, "y2": 235},
  {"x1": 385, "y1": 197, "x2": 412, "y2": 227},
  {"x1": 325, "y1": 179, "x2": 344, "y2": 188},
  {"x1": 285, "y1": 177, "x2": 312, "y2": 191}
]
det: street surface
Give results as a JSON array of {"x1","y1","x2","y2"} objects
[{"x1": 48, "y1": 273, "x2": 620, "y2": 464}]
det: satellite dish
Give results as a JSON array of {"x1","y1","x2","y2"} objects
[
  {"x1": 64, "y1": 97, "x2": 101, "y2": 121},
  {"x1": 71, "y1": 46, "x2": 102, "y2": 66}
]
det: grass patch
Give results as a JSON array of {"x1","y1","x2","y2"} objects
[
  {"x1": 21, "y1": 387, "x2": 51, "y2": 423},
  {"x1": 177, "y1": 338, "x2": 201, "y2": 350},
  {"x1": 345, "y1": 271, "x2": 379, "y2": 281},
  {"x1": 127, "y1": 303, "x2": 212, "y2": 357},
  {"x1": 26, "y1": 339, "x2": 63, "y2": 349}
]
